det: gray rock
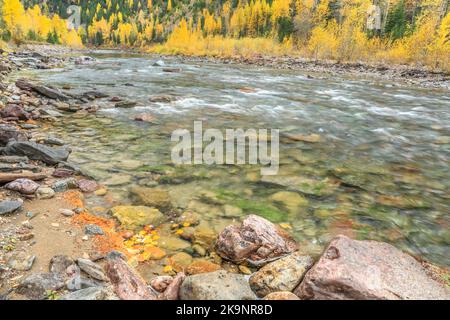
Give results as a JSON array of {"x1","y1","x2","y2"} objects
[
  {"x1": 16, "y1": 272, "x2": 65, "y2": 300},
  {"x1": 0, "y1": 156, "x2": 29, "y2": 163},
  {"x1": 59, "y1": 209, "x2": 75, "y2": 217},
  {"x1": 85, "y1": 224, "x2": 104, "y2": 236},
  {"x1": 0, "y1": 124, "x2": 28, "y2": 147},
  {"x1": 31, "y1": 84, "x2": 70, "y2": 101},
  {"x1": 66, "y1": 274, "x2": 103, "y2": 291},
  {"x1": 77, "y1": 258, "x2": 108, "y2": 281},
  {"x1": 180, "y1": 270, "x2": 257, "y2": 300},
  {"x1": 249, "y1": 253, "x2": 314, "y2": 297},
  {"x1": 8, "y1": 252, "x2": 36, "y2": 271},
  {"x1": 50, "y1": 255, "x2": 75, "y2": 275},
  {"x1": 52, "y1": 178, "x2": 78, "y2": 192},
  {"x1": 294, "y1": 235, "x2": 450, "y2": 300},
  {"x1": 61, "y1": 286, "x2": 118, "y2": 300},
  {"x1": 0, "y1": 199, "x2": 23, "y2": 215},
  {"x1": 5, "y1": 179, "x2": 40, "y2": 195},
  {"x1": 36, "y1": 187, "x2": 55, "y2": 199},
  {"x1": 5, "y1": 141, "x2": 70, "y2": 165}
]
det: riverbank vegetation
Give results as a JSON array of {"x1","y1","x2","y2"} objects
[{"x1": 0, "y1": 0, "x2": 449, "y2": 71}]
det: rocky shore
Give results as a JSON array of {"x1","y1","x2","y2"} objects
[
  {"x1": 169, "y1": 54, "x2": 450, "y2": 89},
  {"x1": 0, "y1": 45, "x2": 449, "y2": 300}
]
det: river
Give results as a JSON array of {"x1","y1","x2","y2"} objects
[{"x1": 19, "y1": 50, "x2": 450, "y2": 268}]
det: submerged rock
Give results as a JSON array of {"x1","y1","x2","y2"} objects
[
  {"x1": 115, "y1": 100, "x2": 137, "y2": 108},
  {"x1": 110, "y1": 206, "x2": 165, "y2": 230},
  {"x1": 249, "y1": 253, "x2": 314, "y2": 297},
  {"x1": 180, "y1": 270, "x2": 256, "y2": 300},
  {"x1": 5, "y1": 178, "x2": 40, "y2": 195},
  {"x1": 5, "y1": 141, "x2": 70, "y2": 165},
  {"x1": 294, "y1": 235, "x2": 450, "y2": 300},
  {"x1": 129, "y1": 187, "x2": 172, "y2": 211},
  {"x1": 216, "y1": 215, "x2": 297, "y2": 265}
]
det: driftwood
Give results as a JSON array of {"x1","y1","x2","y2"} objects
[
  {"x1": 0, "y1": 172, "x2": 48, "y2": 183},
  {"x1": 105, "y1": 257, "x2": 156, "y2": 300}
]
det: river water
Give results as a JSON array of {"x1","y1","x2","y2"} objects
[{"x1": 21, "y1": 51, "x2": 450, "y2": 267}]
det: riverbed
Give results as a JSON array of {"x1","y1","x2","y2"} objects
[{"x1": 17, "y1": 50, "x2": 450, "y2": 267}]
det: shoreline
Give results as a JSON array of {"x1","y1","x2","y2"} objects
[
  {"x1": 80, "y1": 44, "x2": 450, "y2": 89},
  {"x1": 0, "y1": 44, "x2": 449, "y2": 300}
]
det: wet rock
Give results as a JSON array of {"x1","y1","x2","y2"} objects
[
  {"x1": 94, "y1": 188, "x2": 107, "y2": 196},
  {"x1": 0, "y1": 124, "x2": 28, "y2": 146},
  {"x1": 163, "y1": 68, "x2": 182, "y2": 73},
  {"x1": 36, "y1": 187, "x2": 55, "y2": 199},
  {"x1": 7, "y1": 252, "x2": 36, "y2": 271},
  {"x1": 216, "y1": 215, "x2": 297, "y2": 265},
  {"x1": 105, "y1": 256, "x2": 156, "y2": 300},
  {"x1": 186, "y1": 260, "x2": 221, "y2": 275},
  {"x1": 193, "y1": 221, "x2": 217, "y2": 249},
  {"x1": 180, "y1": 270, "x2": 257, "y2": 300},
  {"x1": 42, "y1": 136, "x2": 65, "y2": 146},
  {"x1": 129, "y1": 187, "x2": 172, "y2": 211},
  {"x1": 192, "y1": 244, "x2": 207, "y2": 257},
  {"x1": 0, "y1": 104, "x2": 30, "y2": 120},
  {"x1": 158, "y1": 236, "x2": 191, "y2": 251},
  {"x1": 249, "y1": 253, "x2": 314, "y2": 297},
  {"x1": 294, "y1": 235, "x2": 450, "y2": 300},
  {"x1": 150, "y1": 276, "x2": 174, "y2": 293},
  {"x1": 16, "y1": 272, "x2": 65, "y2": 300},
  {"x1": 168, "y1": 252, "x2": 193, "y2": 272},
  {"x1": 5, "y1": 178, "x2": 40, "y2": 195},
  {"x1": 158, "y1": 272, "x2": 186, "y2": 300},
  {"x1": 74, "y1": 56, "x2": 96, "y2": 65},
  {"x1": 110, "y1": 206, "x2": 165, "y2": 231},
  {"x1": 283, "y1": 133, "x2": 322, "y2": 143},
  {"x1": 84, "y1": 224, "x2": 104, "y2": 236},
  {"x1": 104, "y1": 175, "x2": 132, "y2": 186},
  {"x1": 269, "y1": 191, "x2": 309, "y2": 212},
  {"x1": 0, "y1": 199, "x2": 23, "y2": 215},
  {"x1": 149, "y1": 95, "x2": 176, "y2": 103},
  {"x1": 77, "y1": 179, "x2": 99, "y2": 193},
  {"x1": 29, "y1": 83, "x2": 70, "y2": 101},
  {"x1": 134, "y1": 113, "x2": 156, "y2": 123},
  {"x1": 77, "y1": 258, "x2": 108, "y2": 281},
  {"x1": 263, "y1": 292, "x2": 300, "y2": 300},
  {"x1": 152, "y1": 60, "x2": 165, "y2": 67},
  {"x1": 5, "y1": 141, "x2": 70, "y2": 165},
  {"x1": 115, "y1": 100, "x2": 137, "y2": 108},
  {"x1": 61, "y1": 286, "x2": 118, "y2": 300},
  {"x1": 260, "y1": 176, "x2": 337, "y2": 197},
  {"x1": 222, "y1": 204, "x2": 243, "y2": 218}
]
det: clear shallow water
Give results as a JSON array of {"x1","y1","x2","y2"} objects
[{"x1": 22, "y1": 51, "x2": 450, "y2": 267}]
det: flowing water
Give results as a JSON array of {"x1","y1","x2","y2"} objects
[{"x1": 20, "y1": 51, "x2": 450, "y2": 267}]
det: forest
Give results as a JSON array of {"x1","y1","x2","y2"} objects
[{"x1": 0, "y1": 0, "x2": 449, "y2": 71}]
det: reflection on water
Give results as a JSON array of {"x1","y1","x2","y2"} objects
[{"x1": 22, "y1": 51, "x2": 450, "y2": 267}]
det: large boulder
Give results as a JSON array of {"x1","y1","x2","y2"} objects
[
  {"x1": 0, "y1": 124, "x2": 28, "y2": 147},
  {"x1": 5, "y1": 141, "x2": 70, "y2": 165},
  {"x1": 249, "y1": 253, "x2": 314, "y2": 297},
  {"x1": 216, "y1": 215, "x2": 297, "y2": 265},
  {"x1": 294, "y1": 235, "x2": 450, "y2": 300},
  {"x1": 179, "y1": 270, "x2": 257, "y2": 300},
  {"x1": 129, "y1": 186, "x2": 172, "y2": 211},
  {"x1": 110, "y1": 206, "x2": 165, "y2": 231}
]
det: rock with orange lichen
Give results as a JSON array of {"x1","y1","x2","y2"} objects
[{"x1": 186, "y1": 260, "x2": 221, "y2": 275}]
